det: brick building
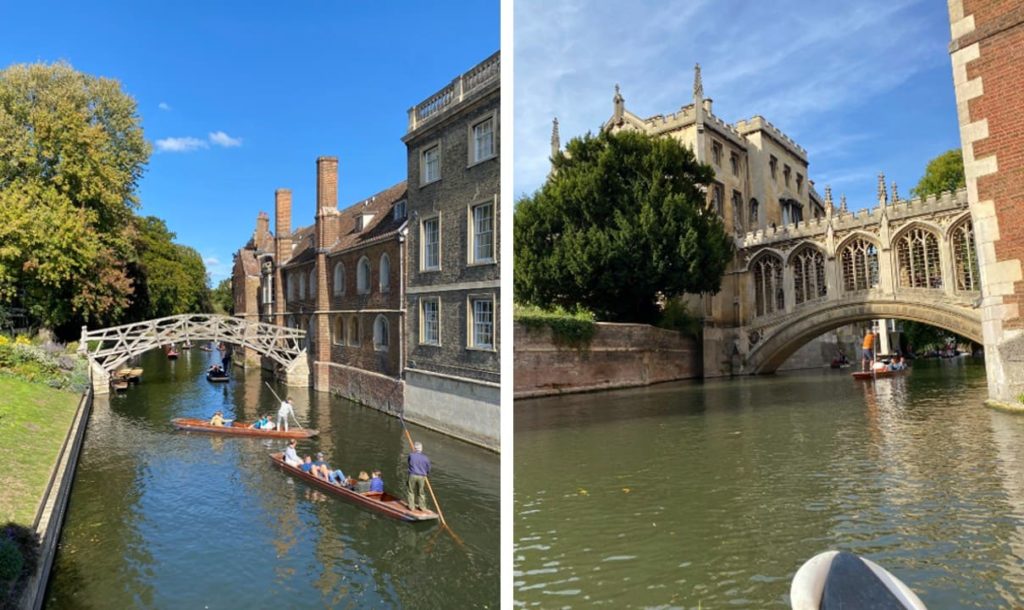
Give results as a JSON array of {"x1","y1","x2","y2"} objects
[
  {"x1": 948, "y1": 1, "x2": 1024, "y2": 405},
  {"x1": 402, "y1": 52, "x2": 501, "y2": 449},
  {"x1": 232, "y1": 51, "x2": 500, "y2": 449}
]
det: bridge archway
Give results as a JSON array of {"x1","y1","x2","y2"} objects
[
  {"x1": 744, "y1": 299, "x2": 982, "y2": 374},
  {"x1": 79, "y1": 314, "x2": 308, "y2": 392}
]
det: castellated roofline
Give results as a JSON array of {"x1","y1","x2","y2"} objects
[{"x1": 734, "y1": 116, "x2": 807, "y2": 162}]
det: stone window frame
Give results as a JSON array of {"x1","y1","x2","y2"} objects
[
  {"x1": 393, "y1": 199, "x2": 407, "y2": 221},
  {"x1": 749, "y1": 198, "x2": 760, "y2": 228},
  {"x1": 711, "y1": 182, "x2": 724, "y2": 216},
  {"x1": 783, "y1": 164, "x2": 792, "y2": 188},
  {"x1": 373, "y1": 314, "x2": 390, "y2": 352},
  {"x1": 468, "y1": 110, "x2": 498, "y2": 167},
  {"x1": 420, "y1": 214, "x2": 441, "y2": 272},
  {"x1": 730, "y1": 152, "x2": 739, "y2": 176},
  {"x1": 356, "y1": 256, "x2": 372, "y2": 295},
  {"x1": 333, "y1": 315, "x2": 345, "y2": 346},
  {"x1": 711, "y1": 140, "x2": 722, "y2": 166},
  {"x1": 468, "y1": 198, "x2": 496, "y2": 266},
  {"x1": 467, "y1": 293, "x2": 496, "y2": 351},
  {"x1": 950, "y1": 217, "x2": 980, "y2": 293},
  {"x1": 419, "y1": 140, "x2": 442, "y2": 187},
  {"x1": 419, "y1": 297, "x2": 441, "y2": 346},
  {"x1": 379, "y1": 253, "x2": 391, "y2": 293},
  {"x1": 769, "y1": 155, "x2": 778, "y2": 181},
  {"x1": 347, "y1": 315, "x2": 361, "y2": 347},
  {"x1": 332, "y1": 261, "x2": 346, "y2": 296}
]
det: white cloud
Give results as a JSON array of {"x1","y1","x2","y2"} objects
[
  {"x1": 155, "y1": 136, "x2": 208, "y2": 153},
  {"x1": 158, "y1": 102, "x2": 171, "y2": 111},
  {"x1": 514, "y1": 0, "x2": 949, "y2": 204},
  {"x1": 203, "y1": 253, "x2": 231, "y2": 283},
  {"x1": 204, "y1": 256, "x2": 220, "y2": 266},
  {"x1": 209, "y1": 131, "x2": 242, "y2": 147}
]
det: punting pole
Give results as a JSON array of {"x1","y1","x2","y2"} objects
[{"x1": 399, "y1": 413, "x2": 464, "y2": 546}]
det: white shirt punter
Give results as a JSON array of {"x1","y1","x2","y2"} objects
[{"x1": 277, "y1": 400, "x2": 294, "y2": 431}]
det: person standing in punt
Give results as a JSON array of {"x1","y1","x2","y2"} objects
[
  {"x1": 407, "y1": 442, "x2": 431, "y2": 512},
  {"x1": 277, "y1": 396, "x2": 295, "y2": 431}
]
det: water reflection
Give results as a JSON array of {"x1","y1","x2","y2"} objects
[
  {"x1": 46, "y1": 349, "x2": 498, "y2": 608},
  {"x1": 515, "y1": 360, "x2": 1024, "y2": 608}
]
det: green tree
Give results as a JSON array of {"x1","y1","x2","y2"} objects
[
  {"x1": 0, "y1": 62, "x2": 150, "y2": 334},
  {"x1": 515, "y1": 130, "x2": 733, "y2": 323},
  {"x1": 211, "y1": 278, "x2": 233, "y2": 315},
  {"x1": 130, "y1": 217, "x2": 212, "y2": 319},
  {"x1": 910, "y1": 149, "x2": 965, "y2": 199}
]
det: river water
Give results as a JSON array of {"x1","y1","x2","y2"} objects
[
  {"x1": 514, "y1": 358, "x2": 1024, "y2": 608},
  {"x1": 44, "y1": 348, "x2": 499, "y2": 609}
]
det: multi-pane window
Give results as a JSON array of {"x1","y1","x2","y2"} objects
[
  {"x1": 332, "y1": 263, "x2": 345, "y2": 296},
  {"x1": 472, "y1": 202, "x2": 494, "y2": 263},
  {"x1": 393, "y1": 200, "x2": 406, "y2": 220},
  {"x1": 421, "y1": 299, "x2": 440, "y2": 345},
  {"x1": 422, "y1": 217, "x2": 440, "y2": 270},
  {"x1": 753, "y1": 253, "x2": 784, "y2": 317},
  {"x1": 379, "y1": 253, "x2": 391, "y2": 292},
  {"x1": 373, "y1": 315, "x2": 389, "y2": 350},
  {"x1": 952, "y1": 220, "x2": 979, "y2": 292},
  {"x1": 841, "y1": 237, "x2": 880, "y2": 292},
  {"x1": 357, "y1": 257, "x2": 371, "y2": 294},
  {"x1": 422, "y1": 145, "x2": 440, "y2": 184},
  {"x1": 792, "y1": 247, "x2": 827, "y2": 306},
  {"x1": 473, "y1": 117, "x2": 495, "y2": 163},
  {"x1": 712, "y1": 141, "x2": 722, "y2": 165},
  {"x1": 730, "y1": 153, "x2": 739, "y2": 176},
  {"x1": 472, "y1": 298, "x2": 494, "y2": 349},
  {"x1": 895, "y1": 227, "x2": 942, "y2": 289}
]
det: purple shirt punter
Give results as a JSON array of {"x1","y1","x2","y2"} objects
[{"x1": 408, "y1": 452, "x2": 431, "y2": 477}]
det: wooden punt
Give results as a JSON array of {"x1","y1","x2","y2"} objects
[
  {"x1": 269, "y1": 453, "x2": 438, "y2": 523},
  {"x1": 170, "y1": 417, "x2": 318, "y2": 439},
  {"x1": 111, "y1": 379, "x2": 129, "y2": 393},
  {"x1": 114, "y1": 367, "x2": 144, "y2": 383},
  {"x1": 206, "y1": 371, "x2": 230, "y2": 383},
  {"x1": 851, "y1": 368, "x2": 909, "y2": 380},
  {"x1": 166, "y1": 350, "x2": 179, "y2": 360}
]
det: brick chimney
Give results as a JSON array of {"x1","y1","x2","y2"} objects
[
  {"x1": 317, "y1": 156, "x2": 338, "y2": 211},
  {"x1": 274, "y1": 188, "x2": 293, "y2": 265}
]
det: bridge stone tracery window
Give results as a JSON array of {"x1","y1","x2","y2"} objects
[
  {"x1": 753, "y1": 253, "x2": 784, "y2": 317},
  {"x1": 895, "y1": 227, "x2": 942, "y2": 289},
  {"x1": 840, "y1": 237, "x2": 879, "y2": 292},
  {"x1": 792, "y1": 247, "x2": 827, "y2": 306},
  {"x1": 951, "y1": 220, "x2": 980, "y2": 292}
]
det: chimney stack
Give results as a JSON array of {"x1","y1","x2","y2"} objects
[
  {"x1": 256, "y1": 211, "x2": 269, "y2": 237},
  {"x1": 274, "y1": 189, "x2": 293, "y2": 264},
  {"x1": 317, "y1": 156, "x2": 339, "y2": 211}
]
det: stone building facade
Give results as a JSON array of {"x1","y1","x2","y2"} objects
[
  {"x1": 401, "y1": 52, "x2": 501, "y2": 449},
  {"x1": 948, "y1": 0, "x2": 1024, "y2": 406},
  {"x1": 232, "y1": 51, "x2": 500, "y2": 449}
]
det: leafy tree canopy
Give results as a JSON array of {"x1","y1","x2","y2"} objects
[
  {"x1": 515, "y1": 129, "x2": 733, "y2": 323},
  {"x1": 131, "y1": 216, "x2": 212, "y2": 319},
  {"x1": 910, "y1": 149, "x2": 965, "y2": 199},
  {"x1": 0, "y1": 62, "x2": 150, "y2": 331},
  {"x1": 211, "y1": 278, "x2": 233, "y2": 315}
]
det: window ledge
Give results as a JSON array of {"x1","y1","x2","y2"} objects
[{"x1": 467, "y1": 155, "x2": 497, "y2": 169}]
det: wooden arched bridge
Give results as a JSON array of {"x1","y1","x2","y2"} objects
[{"x1": 78, "y1": 314, "x2": 307, "y2": 393}]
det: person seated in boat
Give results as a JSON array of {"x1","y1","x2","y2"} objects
[
  {"x1": 871, "y1": 359, "x2": 889, "y2": 373},
  {"x1": 888, "y1": 355, "x2": 907, "y2": 371},
  {"x1": 354, "y1": 471, "x2": 372, "y2": 493},
  {"x1": 210, "y1": 411, "x2": 226, "y2": 426},
  {"x1": 299, "y1": 455, "x2": 315, "y2": 473},
  {"x1": 249, "y1": 415, "x2": 269, "y2": 430},
  {"x1": 261, "y1": 418, "x2": 276, "y2": 431},
  {"x1": 369, "y1": 470, "x2": 384, "y2": 493},
  {"x1": 310, "y1": 452, "x2": 332, "y2": 480},
  {"x1": 327, "y1": 469, "x2": 349, "y2": 486},
  {"x1": 283, "y1": 440, "x2": 302, "y2": 467}
]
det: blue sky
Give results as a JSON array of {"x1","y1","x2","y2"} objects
[
  {"x1": 514, "y1": 0, "x2": 960, "y2": 210},
  {"x1": 0, "y1": 1, "x2": 498, "y2": 283}
]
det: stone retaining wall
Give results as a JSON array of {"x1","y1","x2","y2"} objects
[
  {"x1": 514, "y1": 322, "x2": 699, "y2": 398},
  {"x1": 19, "y1": 388, "x2": 92, "y2": 610}
]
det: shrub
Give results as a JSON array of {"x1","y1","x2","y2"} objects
[
  {"x1": 0, "y1": 523, "x2": 39, "y2": 608},
  {"x1": 515, "y1": 304, "x2": 597, "y2": 348},
  {"x1": 657, "y1": 299, "x2": 702, "y2": 338},
  {"x1": 0, "y1": 341, "x2": 88, "y2": 392}
]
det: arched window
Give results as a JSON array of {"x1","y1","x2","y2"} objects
[
  {"x1": 348, "y1": 316, "x2": 360, "y2": 346},
  {"x1": 308, "y1": 268, "x2": 317, "y2": 299},
  {"x1": 373, "y1": 315, "x2": 389, "y2": 351},
  {"x1": 357, "y1": 257, "x2": 371, "y2": 294},
  {"x1": 841, "y1": 237, "x2": 880, "y2": 292},
  {"x1": 333, "y1": 316, "x2": 345, "y2": 345},
  {"x1": 749, "y1": 198, "x2": 759, "y2": 228},
  {"x1": 752, "y1": 253, "x2": 784, "y2": 317},
  {"x1": 298, "y1": 272, "x2": 306, "y2": 299},
  {"x1": 895, "y1": 227, "x2": 942, "y2": 289},
  {"x1": 792, "y1": 246, "x2": 827, "y2": 306},
  {"x1": 332, "y1": 262, "x2": 345, "y2": 296},
  {"x1": 379, "y1": 253, "x2": 391, "y2": 293},
  {"x1": 951, "y1": 219, "x2": 979, "y2": 292}
]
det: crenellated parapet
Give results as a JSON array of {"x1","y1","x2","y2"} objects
[{"x1": 734, "y1": 115, "x2": 808, "y2": 163}]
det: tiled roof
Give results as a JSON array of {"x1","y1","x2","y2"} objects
[{"x1": 238, "y1": 248, "x2": 260, "y2": 277}]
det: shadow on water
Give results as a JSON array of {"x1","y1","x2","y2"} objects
[{"x1": 44, "y1": 348, "x2": 498, "y2": 609}]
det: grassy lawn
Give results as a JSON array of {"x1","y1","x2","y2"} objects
[{"x1": 0, "y1": 375, "x2": 81, "y2": 526}]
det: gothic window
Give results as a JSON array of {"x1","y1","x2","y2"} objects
[
  {"x1": 379, "y1": 253, "x2": 391, "y2": 292},
  {"x1": 732, "y1": 190, "x2": 743, "y2": 230},
  {"x1": 753, "y1": 253, "x2": 784, "y2": 317},
  {"x1": 712, "y1": 183, "x2": 724, "y2": 216},
  {"x1": 769, "y1": 156, "x2": 778, "y2": 181},
  {"x1": 333, "y1": 316, "x2": 345, "y2": 345},
  {"x1": 896, "y1": 227, "x2": 942, "y2": 289},
  {"x1": 841, "y1": 237, "x2": 880, "y2": 292},
  {"x1": 348, "y1": 316, "x2": 360, "y2": 346},
  {"x1": 712, "y1": 140, "x2": 722, "y2": 165},
  {"x1": 749, "y1": 198, "x2": 759, "y2": 227},
  {"x1": 784, "y1": 165, "x2": 792, "y2": 188},
  {"x1": 373, "y1": 315, "x2": 390, "y2": 351},
  {"x1": 792, "y1": 246, "x2": 827, "y2": 306},
  {"x1": 730, "y1": 152, "x2": 739, "y2": 176},
  {"x1": 951, "y1": 219, "x2": 979, "y2": 292},
  {"x1": 782, "y1": 199, "x2": 803, "y2": 225},
  {"x1": 796, "y1": 173, "x2": 804, "y2": 194},
  {"x1": 332, "y1": 262, "x2": 345, "y2": 296},
  {"x1": 357, "y1": 256, "x2": 371, "y2": 294}
]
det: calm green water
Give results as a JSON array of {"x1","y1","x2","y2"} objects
[
  {"x1": 514, "y1": 359, "x2": 1024, "y2": 608},
  {"x1": 44, "y1": 348, "x2": 499, "y2": 609}
]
